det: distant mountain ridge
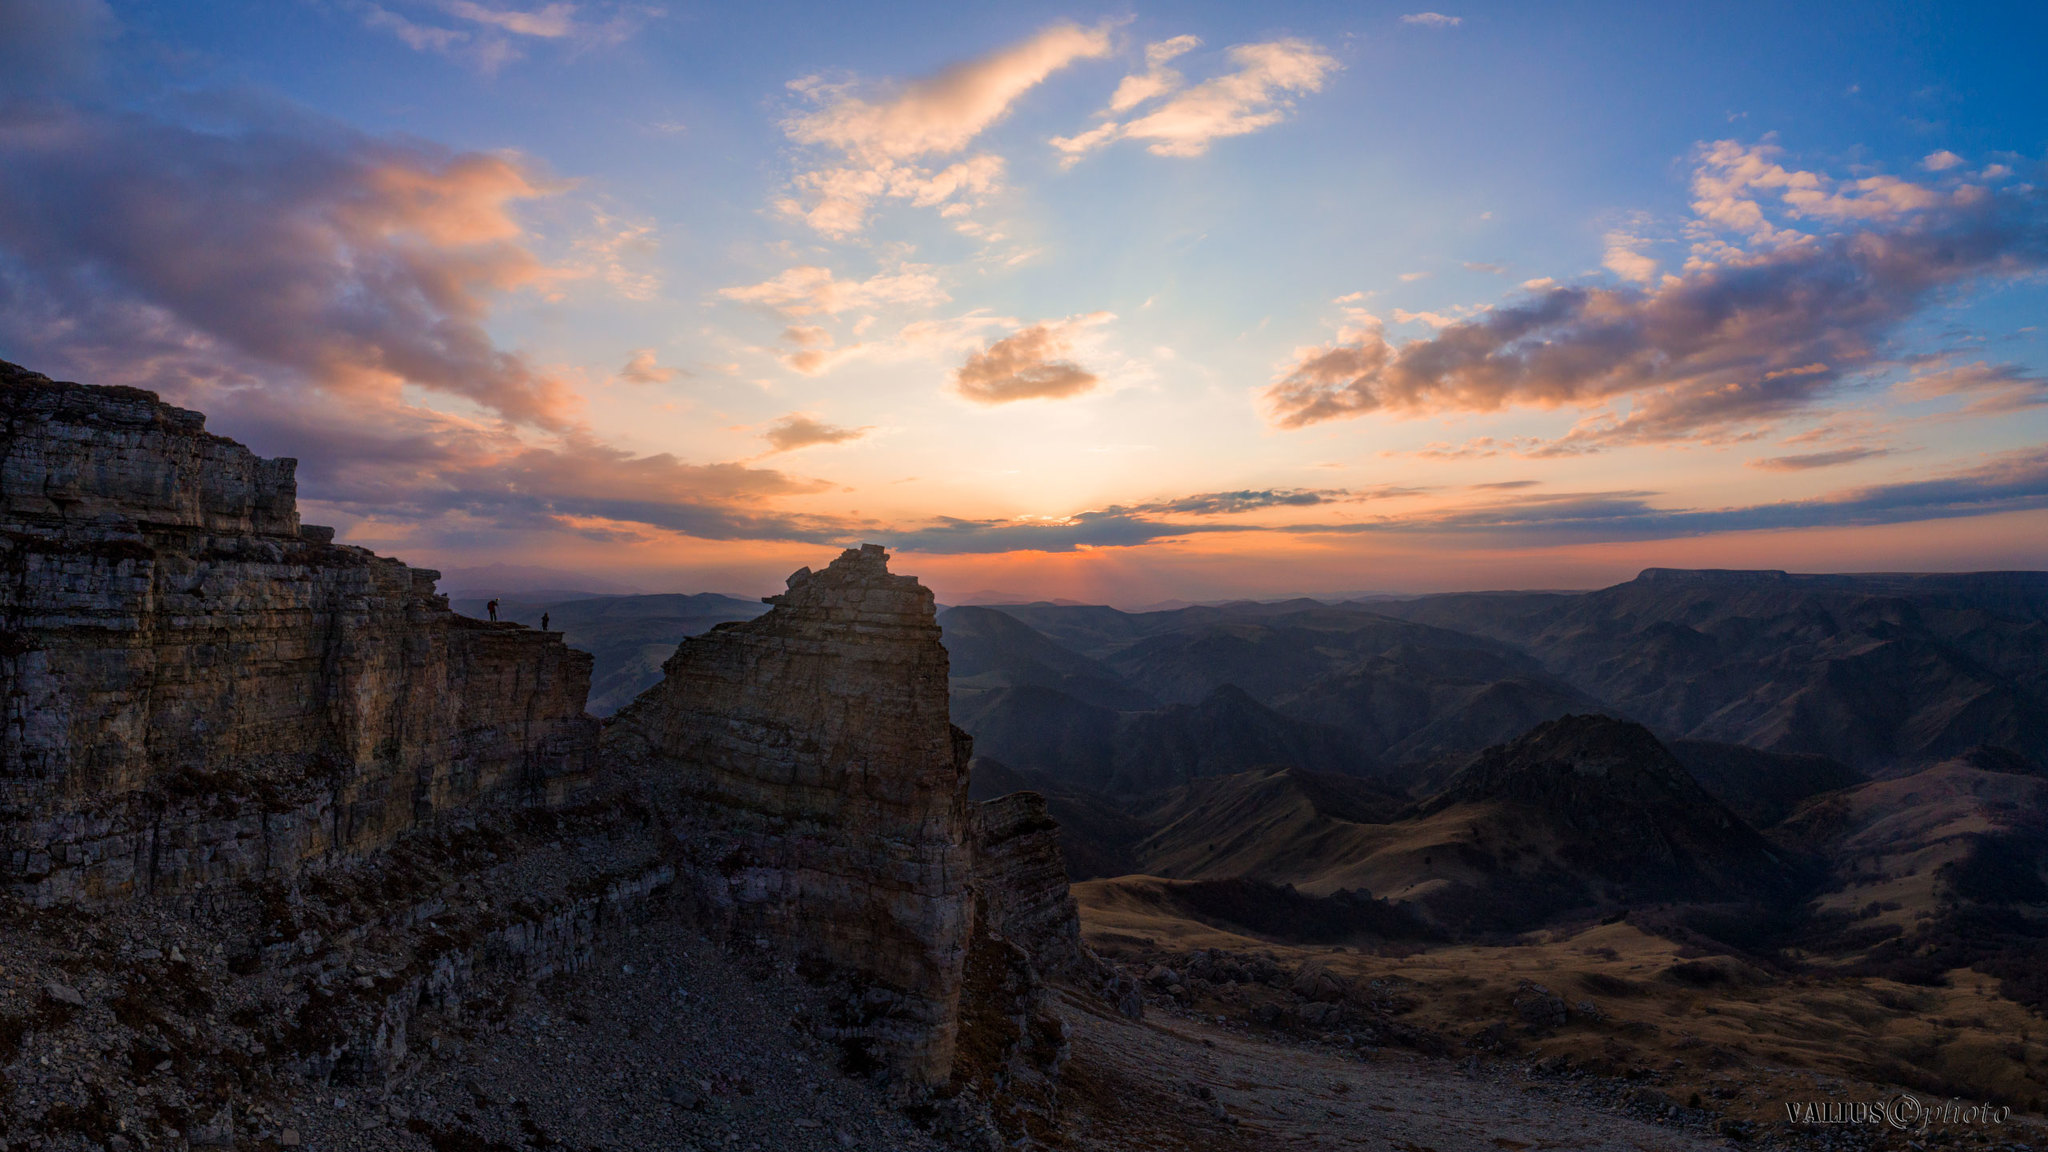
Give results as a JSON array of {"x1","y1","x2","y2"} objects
[{"x1": 1373, "y1": 567, "x2": 2048, "y2": 772}]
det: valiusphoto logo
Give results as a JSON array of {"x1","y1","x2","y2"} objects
[{"x1": 1785, "y1": 1093, "x2": 2013, "y2": 1132}]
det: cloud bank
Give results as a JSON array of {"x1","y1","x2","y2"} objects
[
  {"x1": 0, "y1": 101, "x2": 580, "y2": 428},
  {"x1": 1265, "y1": 141, "x2": 2048, "y2": 452},
  {"x1": 883, "y1": 448, "x2": 2048, "y2": 553}
]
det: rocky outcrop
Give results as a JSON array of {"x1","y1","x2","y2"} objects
[
  {"x1": 607, "y1": 544, "x2": 973, "y2": 1086},
  {"x1": 971, "y1": 791, "x2": 1084, "y2": 979},
  {"x1": 0, "y1": 362, "x2": 599, "y2": 904}
]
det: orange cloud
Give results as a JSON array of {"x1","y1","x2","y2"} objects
[
  {"x1": 1053, "y1": 38, "x2": 1337, "y2": 161},
  {"x1": 762, "y1": 413, "x2": 869, "y2": 452},
  {"x1": 954, "y1": 313, "x2": 1113, "y2": 404},
  {"x1": 617, "y1": 349, "x2": 679, "y2": 384}
]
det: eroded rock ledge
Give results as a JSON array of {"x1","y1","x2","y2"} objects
[{"x1": 1, "y1": 362, "x2": 600, "y2": 905}]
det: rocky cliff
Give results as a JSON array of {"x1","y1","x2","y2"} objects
[
  {"x1": 0, "y1": 360, "x2": 599, "y2": 904},
  {"x1": 607, "y1": 544, "x2": 974, "y2": 1086}
]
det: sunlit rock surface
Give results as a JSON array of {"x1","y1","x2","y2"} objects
[{"x1": 0, "y1": 360, "x2": 599, "y2": 904}]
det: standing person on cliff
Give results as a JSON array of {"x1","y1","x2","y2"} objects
[
  {"x1": 487, "y1": 598, "x2": 499, "y2": 622},
  {"x1": 541, "y1": 612, "x2": 550, "y2": 632}
]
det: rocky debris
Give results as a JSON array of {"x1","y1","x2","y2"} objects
[
  {"x1": 0, "y1": 780, "x2": 675, "y2": 1150},
  {"x1": 41, "y1": 981, "x2": 84, "y2": 1007},
  {"x1": 0, "y1": 362, "x2": 599, "y2": 906},
  {"x1": 1097, "y1": 946, "x2": 1445, "y2": 1058},
  {"x1": 275, "y1": 916, "x2": 956, "y2": 1152},
  {"x1": 1512, "y1": 981, "x2": 1569, "y2": 1031},
  {"x1": 1290, "y1": 960, "x2": 1348, "y2": 1003}
]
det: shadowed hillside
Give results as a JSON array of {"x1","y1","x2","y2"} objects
[
  {"x1": 947, "y1": 599, "x2": 1611, "y2": 790},
  {"x1": 1374, "y1": 568, "x2": 2048, "y2": 773}
]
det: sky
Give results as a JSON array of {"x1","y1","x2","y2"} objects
[{"x1": 2, "y1": 0, "x2": 2046, "y2": 604}]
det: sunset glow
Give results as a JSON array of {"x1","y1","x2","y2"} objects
[{"x1": 4, "y1": 1, "x2": 2044, "y2": 602}]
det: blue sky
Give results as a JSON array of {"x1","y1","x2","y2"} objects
[{"x1": 3, "y1": 0, "x2": 2045, "y2": 601}]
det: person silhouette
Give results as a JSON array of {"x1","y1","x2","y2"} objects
[
  {"x1": 487, "y1": 598, "x2": 499, "y2": 622},
  {"x1": 541, "y1": 612, "x2": 550, "y2": 632}
]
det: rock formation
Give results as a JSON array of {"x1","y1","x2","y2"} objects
[
  {"x1": 0, "y1": 361, "x2": 600, "y2": 905},
  {"x1": 971, "y1": 791, "x2": 1085, "y2": 979},
  {"x1": 0, "y1": 364, "x2": 1100, "y2": 1148},
  {"x1": 607, "y1": 544, "x2": 974, "y2": 1085}
]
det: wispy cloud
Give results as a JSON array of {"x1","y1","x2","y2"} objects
[
  {"x1": 1749, "y1": 447, "x2": 1893, "y2": 471},
  {"x1": 443, "y1": 1, "x2": 575, "y2": 37},
  {"x1": 954, "y1": 312, "x2": 1114, "y2": 404},
  {"x1": 1896, "y1": 359, "x2": 2048, "y2": 414},
  {"x1": 1265, "y1": 139, "x2": 2048, "y2": 452},
  {"x1": 1119, "y1": 488, "x2": 1364, "y2": 515},
  {"x1": 1108, "y1": 35, "x2": 1202, "y2": 113},
  {"x1": 1399, "y1": 13, "x2": 1464, "y2": 28},
  {"x1": 1052, "y1": 38, "x2": 1337, "y2": 162},
  {"x1": 718, "y1": 264, "x2": 946, "y2": 318},
  {"x1": 776, "y1": 21, "x2": 1111, "y2": 236},
  {"x1": 358, "y1": 2, "x2": 633, "y2": 71},
  {"x1": 1601, "y1": 227, "x2": 1658, "y2": 283},
  {"x1": 887, "y1": 511, "x2": 1239, "y2": 554}
]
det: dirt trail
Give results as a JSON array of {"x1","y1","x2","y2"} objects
[{"x1": 1057, "y1": 991, "x2": 1728, "y2": 1152}]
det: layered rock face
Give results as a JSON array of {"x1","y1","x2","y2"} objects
[
  {"x1": 609, "y1": 544, "x2": 973, "y2": 1084},
  {"x1": 0, "y1": 362, "x2": 599, "y2": 904},
  {"x1": 971, "y1": 791, "x2": 1085, "y2": 979}
]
